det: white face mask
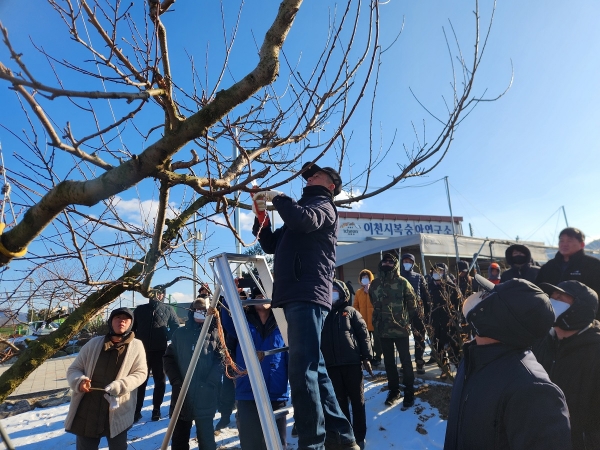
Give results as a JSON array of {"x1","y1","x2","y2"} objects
[
  {"x1": 361, "y1": 277, "x2": 370, "y2": 286},
  {"x1": 550, "y1": 299, "x2": 570, "y2": 320},
  {"x1": 403, "y1": 263, "x2": 413, "y2": 271},
  {"x1": 332, "y1": 291, "x2": 340, "y2": 302},
  {"x1": 193, "y1": 310, "x2": 207, "y2": 321},
  {"x1": 432, "y1": 272, "x2": 442, "y2": 281}
]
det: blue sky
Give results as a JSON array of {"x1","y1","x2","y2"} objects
[{"x1": 1, "y1": 0, "x2": 599, "y2": 305}]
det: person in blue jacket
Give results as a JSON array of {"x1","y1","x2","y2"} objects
[{"x1": 220, "y1": 286, "x2": 289, "y2": 450}]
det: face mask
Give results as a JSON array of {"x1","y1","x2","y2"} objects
[
  {"x1": 194, "y1": 310, "x2": 207, "y2": 320},
  {"x1": 361, "y1": 277, "x2": 370, "y2": 286},
  {"x1": 332, "y1": 291, "x2": 340, "y2": 302},
  {"x1": 550, "y1": 299, "x2": 570, "y2": 321},
  {"x1": 512, "y1": 255, "x2": 528, "y2": 265},
  {"x1": 381, "y1": 261, "x2": 394, "y2": 272},
  {"x1": 432, "y1": 272, "x2": 442, "y2": 281},
  {"x1": 403, "y1": 263, "x2": 413, "y2": 271}
]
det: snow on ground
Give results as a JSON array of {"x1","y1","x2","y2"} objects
[{"x1": 1, "y1": 370, "x2": 447, "y2": 449}]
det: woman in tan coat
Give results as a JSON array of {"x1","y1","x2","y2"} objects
[
  {"x1": 352, "y1": 269, "x2": 382, "y2": 365},
  {"x1": 65, "y1": 307, "x2": 147, "y2": 450}
]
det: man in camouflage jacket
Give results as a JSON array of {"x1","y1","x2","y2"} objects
[{"x1": 369, "y1": 253, "x2": 417, "y2": 408}]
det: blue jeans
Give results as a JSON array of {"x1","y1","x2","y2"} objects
[{"x1": 283, "y1": 301, "x2": 356, "y2": 450}]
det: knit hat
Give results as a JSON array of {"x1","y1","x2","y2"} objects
[
  {"x1": 457, "y1": 260, "x2": 469, "y2": 272},
  {"x1": 301, "y1": 162, "x2": 343, "y2": 196},
  {"x1": 539, "y1": 280, "x2": 599, "y2": 330},
  {"x1": 401, "y1": 253, "x2": 415, "y2": 263},
  {"x1": 108, "y1": 307, "x2": 134, "y2": 338},
  {"x1": 463, "y1": 275, "x2": 554, "y2": 347}
]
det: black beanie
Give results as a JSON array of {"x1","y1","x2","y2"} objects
[
  {"x1": 465, "y1": 276, "x2": 554, "y2": 348},
  {"x1": 108, "y1": 307, "x2": 134, "y2": 338}
]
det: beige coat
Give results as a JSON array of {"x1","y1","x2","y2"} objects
[{"x1": 65, "y1": 336, "x2": 147, "y2": 438}]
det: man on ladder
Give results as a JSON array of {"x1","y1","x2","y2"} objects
[{"x1": 252, "y1": 162, "x2": 360, "y2": 450}]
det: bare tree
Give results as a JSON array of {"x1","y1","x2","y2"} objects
[{"x1": 0, "y1": 0, "x2": 506, "y2": 401}]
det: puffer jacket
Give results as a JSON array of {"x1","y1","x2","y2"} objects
[
  {"x1": 132, "y1": 300, "x2": 180, "y2": 352},
  {"x1": 444, "y1": 341, "x2": 572, "y2": 450},
  {"x1": 501, "y1": 244, "x2": 540, "y2": 283},
  {"x1": 534, "y1": 322, "x2": 600, "y2": 450},
  {"x1": 253, "y1": 185, "x2": 338, "y2": 310},
  {"x1": 322, "y1": 296, "x2": 371, "y2": 367},
  {"x1": 163, "y1": 312, "x2": 223, "y2": 420},
  {"x1": 220, "y1": 304, "x2": 289, "y2": 402},
  {"x1": 369, "y1": 254, "x2": 417, "y2": 338},
  {"x1": 353, "y1": 269, "x2": 375, "y2": 331}
]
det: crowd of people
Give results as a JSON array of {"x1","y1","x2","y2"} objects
[{"x1": 63, "y1": 157, "x2": 600, "y2": 450}]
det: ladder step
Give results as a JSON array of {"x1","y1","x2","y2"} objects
[
  {"x1": 273, "y1": 406, "x2": 293, "y2": 420},
  {"x1": 241, "y1": 298, "x2": 273, "y2": 306},
  {"x1": 261, "y1": 347, "x2": 289, "y2": 357},
  {"x1": 209, "y1": 252, "x2": 269, "y2": 264}
]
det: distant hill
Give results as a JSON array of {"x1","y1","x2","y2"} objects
[{"x1": 588, "y1": 239, "x2": 600, "y2": 250}]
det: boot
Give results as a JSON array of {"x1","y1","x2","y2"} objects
[
  {"x1": 402, "y1": 390, "x2": 415, "y2": 408},
  {"x1": 385, "y1": 390, "x2": 401, "y2": 406},
  {"x1": 416, "y1": 359, "x2": 425, "y2": 375}
]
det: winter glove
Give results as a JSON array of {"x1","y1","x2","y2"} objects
[
  {"x1": 252, "y1": 190, "x2": 283, "y2": 202},
  {"x1": 104, "y1": 381, "x2": 122, "y2": 397},
  {"x1": 104, "y1": 393, "x2": 119, "y2": 411},
  {"x1": 250, "y1": 191, "x2": 272, "y2": 225},
  {"x1": 363, "y1": 360, "x2": 374, "y2": 377}
]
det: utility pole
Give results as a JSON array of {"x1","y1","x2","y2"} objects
[
  {"x1": 562, "y1": 206, "x2": 569, "y2": 227},
  {"x1": 444, "y1": 176, "x2": 460, "y2": 264}
]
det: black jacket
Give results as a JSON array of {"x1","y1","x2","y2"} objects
[
  {"x1": 501, "y1": 244, "x2": 540, "y2": 283},
  {"x1": 537, "y1": 250, "x2": 600, "y2": 316},
  {"x1": 400, "y1": 268, "x2": 431, "y2": 312},
  {"x1": 163, "y1": 316, "x2": 223, "y2": 420},
  {"x1": 428, "y1": 278, "x2": 460, "y2": 324},
  {"x1": 321, "y1": 300, "x2": 371, "y2": 367},
  {"x1": 534, "y1": 322, "x2": 600, "y2": 450},
  {"x1": 132, "y1": 300, "x2": 180, "y2": 352},
  {"x1": 444, "y1": 341, "x2": 572, "y2": 450},
  {"x1": 253, "y1": 185, "x2": 338, "y2": 310}
]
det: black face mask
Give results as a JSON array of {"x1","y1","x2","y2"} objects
[
  {"x1": 512, "y1": 255, "x2": 528, "y2": 265},
  {"x1": 380, "y1": 261, "x2": 394, "y2": 272}
]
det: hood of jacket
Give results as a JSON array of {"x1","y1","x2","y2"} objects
[
  {"x1": 378, "y1": 253, "x2": 400, "y2": 279},
  {"x1": 505, "y1": 244, "x2": 532, "y2": 266},
  {"x1": 358, "y1": 269, "x2": 374, "y2": 284}
]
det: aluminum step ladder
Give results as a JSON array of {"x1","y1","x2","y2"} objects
[{"x1": 161, "y1": 252, "x2": 289, "y2": 450}]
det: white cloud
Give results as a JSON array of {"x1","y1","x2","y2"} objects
[
  {"x1": 113, "y1": 196, "x2": 180, "y2": 227},
  {"x1": 169, "y1": 291, "x2": 194, "y2": 304},
  {"x1": 336, "y1": 188, "x2": 364, "y2": 210}
]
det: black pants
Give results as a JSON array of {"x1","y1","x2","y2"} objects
[
  {"x1": 370, "y1": 330, "x2": 382, "y2": 362},
  {"x1": 327, "y1": 365, "x2": 367, "y2": 443},
  {"x1": 76, "y1": 430, "x2": 127, "y2": 450},
  {"x1": 135, "y1": 349, "x2": 167, "y2": 415},
  {"x1": 380, "y1": 336, "x2": 414, "y2": 395},
  {"x1": 171, "y1": 417, "x2": 216, "y2": 450},
  {"x1": 237, "y1": 399, "x2": 288, "y2": 450},
  {"x1": 218, "y1": 375, "x2": 235, "y2": 417},
  {"x1": 411, "y1": 315, "x2": 427, "y2": 362}
]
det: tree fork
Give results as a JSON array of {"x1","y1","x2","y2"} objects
[{"x1": 0, "y1": 195, "x2": 214, "y2": 403}]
